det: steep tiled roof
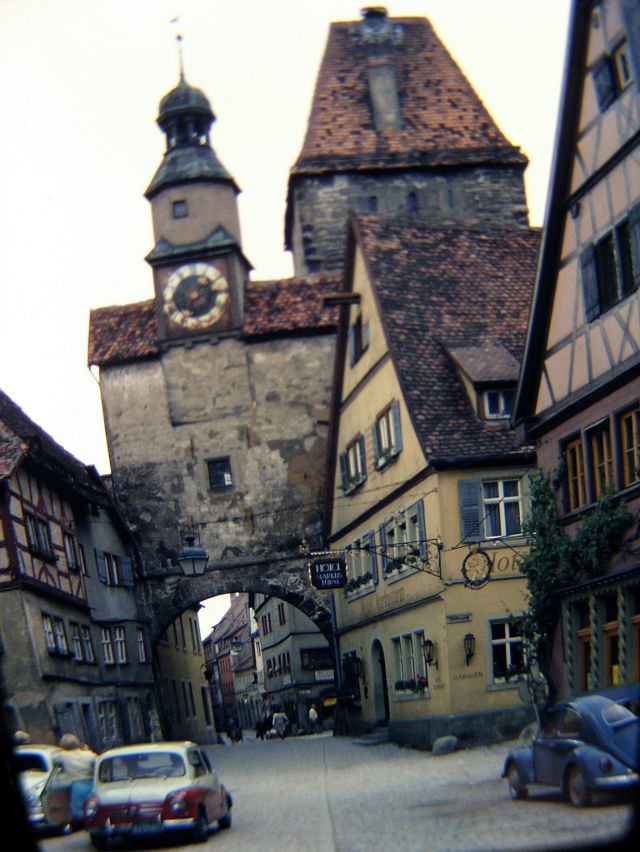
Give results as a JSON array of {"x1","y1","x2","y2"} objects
[
  {"x1": 293, "y1": 15, "x2": 525, "y2": 175},
  {"x1": 243, "y1": 276, "x2": 340, "y2": 336},
  {"x1": 88, "y1": 301, "x2": 160, "y2": 367},
  {"x1": 88, "y1": 277, "x2": 341, "y2": 366},
  {"x1": 353, "y1": 216, "x2": 540, "y2": 462},
  {"x1": 0, "y1": 388, "x2": 105, "y2": 497},
  {"x1": 447, "y1": 343, "x2": 520, "y2": 383}
]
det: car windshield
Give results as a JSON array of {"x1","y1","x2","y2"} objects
[
  {"x1": 602, "y1": 701, "x2": 639, "y2": 728},
  {"x1": 15, "y1": 753, "x2": 50, "y2": 773},
  {"x1": 98, "y1": 751, "x2": 186, "y2": 782}
]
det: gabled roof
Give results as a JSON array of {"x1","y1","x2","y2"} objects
[
  {"x1": 291, "y1": 14, "x2": 525, "y2": 177},
  {"x1": 88, "y1": 277, "x2": 341, "y2": 367},
  {"x1": 0, "y1": 388, "x2": 108, "y2": 503},
  {"x1": 514, "y1": 0, "x2": 589, "y2": 426},
  {"x1": 344, "y1": 215, "x2": 540, "y2": 464}
]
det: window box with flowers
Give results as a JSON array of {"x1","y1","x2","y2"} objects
[{"x1": 344, "y1": 571, "x2": 373, "y2": 598}]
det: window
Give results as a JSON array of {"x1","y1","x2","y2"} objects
[
  {"x1": 490, "y1": 618, "x2": 524, "y2": 683},
  {"x1": 63, "y1": 532, "x2": 79, "y2": 571},
  {"x1": 42, "y1": 614, "x2": 56, "y2": 652},
  {"x1": 581, "y1": 207, "x2": 640, "y2": 321},
  {"x1": 208, "y1": 457, "x2": 233, "y2": 490},
  {"x1": 348, "y1": 313, "x2": 369, "y2": 366},
  {"x1": 277, "y1": 602, "x2": 286, "y2": 626},
  {"x1": 392, "y1": 630, "x2": 427, "y2": 692},
  {"x1": 565, "y1": 436, "x2": 587, "y2": 512},
  {"x1": 371, "y1": 400, "x2": 402, "y2": 469},
  {"x1": 300, "y1": 647, "x2": 333, "y2": 670},
  {"x1": 25, "y1": 513, "x2": 54, "y2": 560},
  {"x1": 201, "y1": 685, "x2": 212, "y2": 726},
  {"x1": 339, "y1": 434, "x2": 366, "y2": 493},
  {"x1": 620, "y1": 405, "x2": 640, "y2": 488},
  {"x1": 482, "y1": 389, "x2": 514, "y2": 420},
  {"x1": 95, "y1": 550, "x2": 133, "y2": 587},
  {"x1": 172, "y1": 199, "x2": 188, "y2": 218},
  {"x1": 113, "y1": 626, "x2": 127, "y2": 664},
  {"x1": 70, "y1": 623, "x2": 83, "y2": 661},
  {"x1": 592, "y1": 40, "x2": 633, "y2": 112},
  {"x1": 261, "y1": 613, "x2": 272, "y2": 635},
  {"x1": 345, "y1": 530, "x2": 378, "y2": 593},
  {"x1": 407, "y1": 191, "x2": 418, "y2": 213},
  {"x1": 482, "y1": 479, "x2": 523, "y2": 538},
  {"x1": 136, "y1": 627, "x2": 147, "y2": 663},
  {"x1": 101, "y1": 628, "x2": 115, "y2": 665},
  {"x1": 379, "y1": 500, "x2": 427, "y2": 575},
  {"x1": 189, "y1": 618, "x2": 200, "y2": 654},
  {"x1": 97, "y1": 700, "x2": 119, "y2": 745},
  {"x1": 81, "y1": 625, "x2": 95, "y2": 662},
  {"x1": 588, "y1": 422, "x2": 613, "y2": 499}
]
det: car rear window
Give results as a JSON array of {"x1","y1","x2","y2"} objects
[
  {"x1": 15, "y1": 753, "x2": 49, "y2": 773},
  {"x1": 602, "y1": 702, "x2": 637, "y2": 726},
  {"x1": 98, "y1": 751, "x2": 186, "y2": 782}
]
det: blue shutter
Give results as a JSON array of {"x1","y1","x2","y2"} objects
[
  {"x1": 347, "y1": 324, "x2": 356, "y2": 367},
  {"x1": 458, "y1": 480, "x2": 482, "y2": 542},
  {"x1": 357, "y1": 434, "x2": 367, "y2": 479},
  {"x1": 628, "y1": 202, "x2": 640, "y2": 289},
  {"x1": 339, "y1": 452, "x2": 348, "y2": 490},
  {"x1": 415, "y1": 500, "x2": 427, "y2": 560},
  {"x1": 391, "y1": 400, "x2": 403, "y2": 454},
  {"x1": 95, "y1": 549, "x2": 107, "y2": 583},
  {"x1": 362, "y1": 321, "x2": 370, "y2": 352},
  {"x1": 366, "y1": 531, "x2": 378, "y2": 585},
  {"x1": 580, "y1": 246, "x2": 600, "y2": 322},
  {"x1": 621, "y1": 2, "x2": 640, "y2": 88},
  {"x1": 378, "y1": 523, "x2": 388, "y2": 575},
  {"x1": 119, "y1": 556, "x2": 134, "y2": 588},
  {"x1": 371, "y1": 421, "x2": 380, "y2": 465}
]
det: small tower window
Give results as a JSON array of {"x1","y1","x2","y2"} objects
[
  {"x1": 368, "y1": 195, "x2": 379, "y2": 213},
  {"x1": 172, "y1": 200, "x2": 188, "y2": 219},
  {"x1": 407, "y1": 191, "x2": 418, "y2": 213},
  {"x1": 208, "y1": 457, "x2": 233, "y2": 491}
]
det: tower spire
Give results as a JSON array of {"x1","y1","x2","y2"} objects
[{"x1": 171, "y1": 16, "x2": 185, "y2": 80}]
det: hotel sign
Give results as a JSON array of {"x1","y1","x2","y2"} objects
[{"x1": 310, "y1": 558, "x2": 347, "y2": 589}]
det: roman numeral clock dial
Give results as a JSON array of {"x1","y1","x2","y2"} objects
[{"x1": 163, "y1": 263, "x2": 229, "y2": 331}]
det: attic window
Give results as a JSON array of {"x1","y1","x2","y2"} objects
[
  {"x1": 348, "y1": 313, "x2": 369, "y2": 366},
  {"x1": 592, "y1": 40, "x2": 633, "y2": 112},
  {"x1": 482, "y1": 389, "x2": 514, "y2": 420}
]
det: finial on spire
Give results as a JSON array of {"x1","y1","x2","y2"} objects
[{"x1": 170, "y1": 16, "x2": 185, "y2": 79}]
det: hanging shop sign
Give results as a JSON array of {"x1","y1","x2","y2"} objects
[
  {"x1": 310, "y1": 557, "x2": 347, "y2": 589},
  {"x1": 461, "y1": 549, "x2": 492, "y2": 588}
]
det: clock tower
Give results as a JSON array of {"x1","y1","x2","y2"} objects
[{"x1": 144, "y1": 73, "x2": 250, "y2": 341}]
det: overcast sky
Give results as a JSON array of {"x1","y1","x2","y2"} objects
[{"x1": 0, "y1": 1, "x2": 571, "y2": 629}]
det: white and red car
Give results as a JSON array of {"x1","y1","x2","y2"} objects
[{"x1": 84, "y1": 741, "x2": 232, "y2": 849}]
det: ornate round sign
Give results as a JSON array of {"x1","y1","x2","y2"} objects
[{"x1": 461, "y1": 548, "x2": 492, "y2": 588}]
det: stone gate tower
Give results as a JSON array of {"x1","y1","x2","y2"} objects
[{"x1": 88, "y1": 7, "x2": 532, "y2": 637}]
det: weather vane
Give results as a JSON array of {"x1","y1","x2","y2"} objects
[{"x1": 171, "y1": 16, "x2": 185, "y2": 79}]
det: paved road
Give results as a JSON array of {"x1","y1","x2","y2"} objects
[{"x1": 39, "y1": 732, "x2": 637, "y2": 851}]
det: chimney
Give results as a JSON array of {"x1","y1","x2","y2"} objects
[{"x1": 351, "y1": 7, "x2": 404, "y2": 131}]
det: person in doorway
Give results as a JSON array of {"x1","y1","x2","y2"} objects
[{"x1": 308, "y1": 704, "x2": 320, "y2": 733}]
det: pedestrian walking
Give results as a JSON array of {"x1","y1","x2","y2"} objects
[{"x1": 308, "y1": 704, "x2": 320, "y2": 733}]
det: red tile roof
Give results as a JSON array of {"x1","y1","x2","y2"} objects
[
  {"x1": 292, "y1": 16, "x2": 526, "y2": 175},
  {"x1": 352, "y1": 215, "x2": 540, "y2": 462},
  {"x1": 88, "y1": 277, "x2": 341, "y2": 367}
]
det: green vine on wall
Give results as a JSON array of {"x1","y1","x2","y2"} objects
[{"x1": 518, "y1": 469, "x2": 633, "y2": 692}]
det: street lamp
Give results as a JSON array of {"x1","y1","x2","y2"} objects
[
  {"x1": 422, "y1": 638, "x2": 438, "y2": 669},
  {"x1": 176, "y1": 533, "x2": 209, "y2": 576}
]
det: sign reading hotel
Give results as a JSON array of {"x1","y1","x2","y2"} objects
[{"x1": 310, "y1": 558, "x2": 347, "y2": 589}]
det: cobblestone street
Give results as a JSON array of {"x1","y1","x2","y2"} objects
[{"x1": 40, "y1": 732, "x2": 637, "y2": 852}]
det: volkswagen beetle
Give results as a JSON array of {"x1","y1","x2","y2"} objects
[
  {"x1": 502, "y1": 693, "x2": 639, "y2": 806},
  {"x1": 84, "y1": 741, "x2": 232, "y2": 849}
]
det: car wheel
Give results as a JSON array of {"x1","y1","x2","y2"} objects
[
  {"x1": 191, "y1": 807, "x2": 209, "y2": 843},
  {"x1": 89, "y1": 833, "x2": 110, "y2": 851},
  {"x1": 567, "y1": 765, "x2": 591, "y2": 807},
  {"x1": 218, "y1": 794, "x2": 232, "y2": 830},
  {"x1": 506, "y1": 762, "x2": 527, "y2": 800}
]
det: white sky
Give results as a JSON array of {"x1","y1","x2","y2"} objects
[{"x1": 0, "y1": 0, "x2": 572, "y2": 630}]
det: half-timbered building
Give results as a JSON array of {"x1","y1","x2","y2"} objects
[{"x1": 515, "y1": 0, "x2": 640, "y2": 697}]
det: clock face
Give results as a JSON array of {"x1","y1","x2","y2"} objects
[{"x1": 163, "y1": 263, "x2": 229, "y2": 330}]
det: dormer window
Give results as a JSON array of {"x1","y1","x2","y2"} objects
[{"x1": 482, "y1": 388, "x2": 514, "y2": 420}]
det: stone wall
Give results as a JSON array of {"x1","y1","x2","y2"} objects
[{"x1": 289, "y1": 166, "x2": 529, "y2": 276}]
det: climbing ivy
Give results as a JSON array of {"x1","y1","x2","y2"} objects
[{"x1": 517, "y1": 469, "x2": 633, "y2": 694}]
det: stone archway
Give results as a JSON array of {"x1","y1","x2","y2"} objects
[{"x1": 136, "y1": 554, "x2": 333, "y2": 644}]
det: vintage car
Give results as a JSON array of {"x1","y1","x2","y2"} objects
[
  {"x1": 502, "y1": 693, "x2": 639, "y2": 806},
  {"x1": 84, "y1": 741, "x2": 232, "y2": 849},
  {"x1": 15, "y1": 744, "x2": 64, "y2": 831}
]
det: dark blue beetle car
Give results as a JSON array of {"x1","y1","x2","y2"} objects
[{"x1": 502, "y1": 693, "x2": 639, "y2": 806}]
